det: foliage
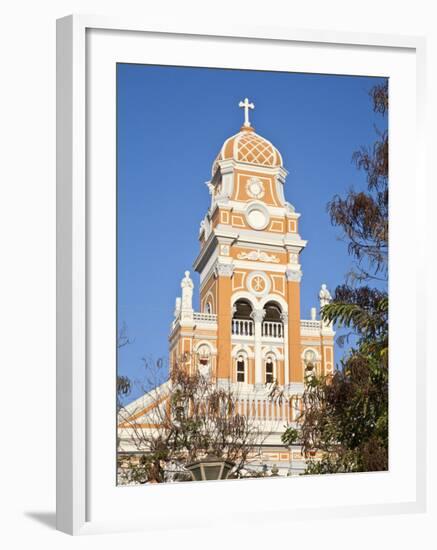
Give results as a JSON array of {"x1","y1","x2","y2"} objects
[
  {"x1": 281, "y1": 426, "x2": 300, "y2": 447},
  {"x1": 116, "y1": 375, "x2": 132, "y2": 410},
  {"x1": 116, "y1": 324, "x2": 132, "y2": 410},
  {"x1": 328, "y1": 81, "x2": 388, "y2": 282},
  {"x1": 118, "y1": 359, "x2": 265, "y2": 484},
  {"x1": 295, "y1": 81, "x2": 389, "y2": 474}
]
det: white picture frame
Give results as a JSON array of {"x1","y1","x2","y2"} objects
[{"x1": 56, "y1": 14, "x2": 427, "y2": 535}]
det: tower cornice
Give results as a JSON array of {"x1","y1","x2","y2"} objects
[
  {"x1": 210, "y1": 200, "x2": 300, "y2": 220},
  {"x1": 214, "y1": 158, "x2": 289, "y2": 179},
  {"x1": 194, "y1": 225, "x2": 307, "y2": 276}
]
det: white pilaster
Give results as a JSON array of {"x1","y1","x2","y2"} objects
[
  {"x1": 281, "y1": 312, "x2": 289, "y2": 387},
  {"x1": 251, "y1": 309, "x2": 265, "y2": 386}
]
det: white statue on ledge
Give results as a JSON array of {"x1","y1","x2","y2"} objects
[
  {"x1": 319, "y1": 283, "x2": 332, "y2": 309},
  {"x1": 181, "y1": 271, "x2": 194, "y2": 311}
]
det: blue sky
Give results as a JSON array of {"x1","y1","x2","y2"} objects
[{"x1": 117, "y1": 64, "x2": 387, "y2": 401}]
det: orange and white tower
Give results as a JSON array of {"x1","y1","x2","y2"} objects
[
  {"x1": 169, "y1": 99, "x2": 335, "y2": 427},
  {"x1": 121, "y1": 100, "x2": 335, "y2": 475}
]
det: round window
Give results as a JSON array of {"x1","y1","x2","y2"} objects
[{"x1": 247, "y1": 208, "x2": 268, "y2": 230}]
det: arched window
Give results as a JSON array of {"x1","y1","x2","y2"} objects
[
  {"x1": 232, "y1": 299, "x2": 254, "y2": 336},
  {"x1": 262, "y1": 301, "x2": 283, "y2": 338},
  {"x1": 205, "y1": 301, "x2": 212, "y2": 314},
  {"x1": 304, "y1": 349, "x2": 317, "y2": 380},
  {"x1": 236, "y1": 354, "x2": 246, "y2": 382},
  {"x1": 263, "y1": 302, "x2": 282, "y2": 321},
  {"x1": 233, "y1": 299, "x2": 253, "y2": 319},
  {"x1": 197, "y1": 344, "x2": 211, "y2": 376},
  {"x1": 265, "y1": 356, "x2": 275, "y2": 384}
]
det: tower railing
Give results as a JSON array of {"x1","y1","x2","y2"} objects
[
  {"x1": 232, "y1": 319, "x2": 254, "y2": 336},
  {"x1": 235, "y1": 396, "x2": 293, "y2": 423},
  {"x1": 300, "y1": 319, "x2": 321, "y2": 334},
  {"x1": 262, "y1": 321, "x2": 284, "y2": 339},
  {"x1": 183, "y1": 395, "x2": 295, "y2": 423},
  {"x1": 193, "y1": 312, "x2": 217, "y2": 323}
]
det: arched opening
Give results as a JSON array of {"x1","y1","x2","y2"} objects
[
  {"x1": 233, "y1": 299, "x2": 253, "y2": 319},
  {"x1": 235, "y1": 353, "x2": 247, "y2": 383},
  {"x1": 196, "y1": 344, "x2": 211, "y2": 377},
  {"x1": 232, "y1": 299, "x2": 254, "y2": 336},
  {"x1": 303, "y1": 349, "x2": 317, "y2": 381},
  {"x1": 265, "y1": 355, "x2": 275, "y2": 384},
  {"x1": 262, "y1": 301, "x2": 284, "y2": 338}
]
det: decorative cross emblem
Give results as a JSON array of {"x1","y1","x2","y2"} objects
[
  {"x1": 252, "y1": 276, "x2": 265, "y2": 292},
  {"x1": 239, "y1": 98, "x2": 255, "y2": 127}
]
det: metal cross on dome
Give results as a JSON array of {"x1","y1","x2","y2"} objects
[{"x1": 239, "y1": 98, "x2": 255, "y2": 127}]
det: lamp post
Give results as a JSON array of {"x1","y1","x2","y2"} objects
[
  {"x1": 186, "y1": 450, "x2": 235, "y2": 481},
  {"x1": 287, "y1": 446, "x2": 293, "y2": 476}
]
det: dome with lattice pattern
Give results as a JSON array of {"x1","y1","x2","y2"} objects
[{"x1": 212, "y1": 126, "x2": 283, "y2": 175}]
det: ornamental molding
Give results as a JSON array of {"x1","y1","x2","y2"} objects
[
  {"x1": 222, "y1": 198, "x2": 290, "y2": 218},
  {"x1": 280, "y1": 312, "x2": 289, "y2": 325},
  {"x1": 246, "y1": 176, "x2": 265, "y2": 199},
  {"x1": 220, "y1": 244, "x2": 230, "y2": 256},
  {"x1": 285, "y1": 268, "x2": 302, "y2": 282},
  {"x1": 246, "y1": 271, "x2": 271, "y2": 296},
  {"x1": 288, "y1": 252, "x2": 299, "y2": 264},
  {"x1": 250, "y1": 309, "x2": 266, "y2": 323},
  {"x1": 214, "y1": 261, "x2": 234, "y2": 278},
  {"x1": 237, "y1": 248, "x2": 280, "y2": 263}
]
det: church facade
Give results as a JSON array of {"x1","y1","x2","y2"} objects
[{"x1": 119, "y1": 100, "x2": 335, "y2": 476}]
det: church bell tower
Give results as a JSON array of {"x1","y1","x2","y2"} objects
[{"x1": 169, "y1": 99, "x2": 334, "y2": 396}]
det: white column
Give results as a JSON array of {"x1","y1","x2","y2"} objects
[
  {"x1": 281, "y1": 313, "x2": 289, "y2": 388},
  {"x1": 174, "y1": 297, "x2": 181, "y2": 319},
  {"x1": 251, "y1": 309, "x2": 265, "y2": 387}
]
